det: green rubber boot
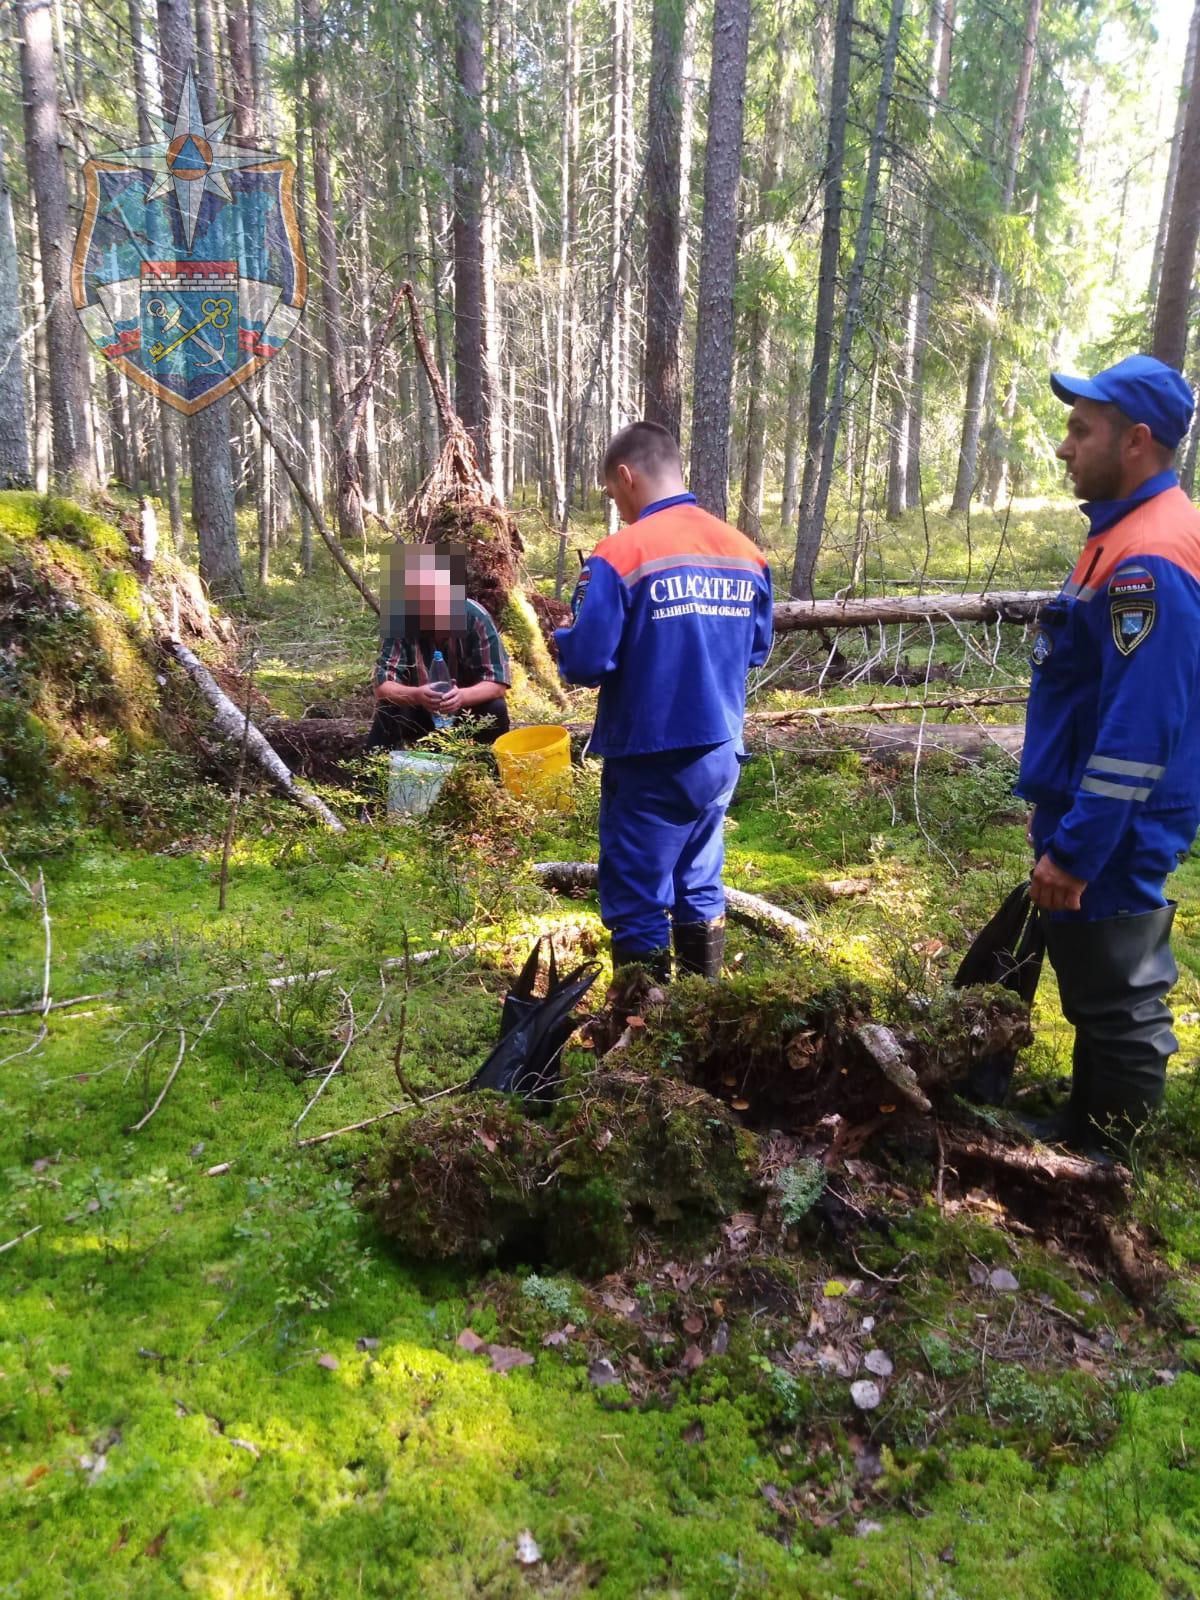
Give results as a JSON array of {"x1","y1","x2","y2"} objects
[{"x1": 1043, "y1": 904, "x2": 1177, "y2": 1160}]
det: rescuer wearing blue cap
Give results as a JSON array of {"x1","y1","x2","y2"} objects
[{"x1": 1016, "y1": 353, "x2": 1200, "y2": 1157}]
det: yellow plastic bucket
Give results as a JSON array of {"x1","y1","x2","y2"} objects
[{"x1": 493, "y1": 724, "x2": 571, "y2": 804}]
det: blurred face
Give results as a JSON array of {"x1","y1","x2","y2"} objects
[
  {"x1": 1055, "y1": 399, "x2": 1135, "y2": 502},
  {"x1": 382, "y1": 543, "x2": 467, "y2": 636},
  {"x1": 604, "y1": 464, "x2": 640, "y2": 526}
]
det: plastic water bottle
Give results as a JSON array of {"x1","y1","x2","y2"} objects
[{"x1": 428, "y1": 649, "x2": 454, "y2": 731}]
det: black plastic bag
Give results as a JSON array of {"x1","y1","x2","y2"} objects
[
  {"x1": 952, "y1": 882, "x2": 1045, "y2": 1105},
  {"x1": 953, "y1": 881, "x2": 1045, "y2": 1004},
  {"x1": 469, "y1": 939, "x2": 599, "y2": 1103}
]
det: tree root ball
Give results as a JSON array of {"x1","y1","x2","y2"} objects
[
  {"x1": 369, "y1": 1070, "x2": 755, "y2": 1274},
  {"x1": 366, "y1": 967, "x2": 1038, "y2": 1277}
]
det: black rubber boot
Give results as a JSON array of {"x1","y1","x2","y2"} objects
[
  {"x1": 672, "y1": 917, "x2": 726, "y2": 981},
  {"x1": 1017, "y1": 1033, "x2": 1092, "y2": 1142},
  {"x1": 610, "y1": 942, "x2": 672, "y2": 985},
  {"x1": 1043, "y1": 904, "x2": 1177, "y2": 1159}
]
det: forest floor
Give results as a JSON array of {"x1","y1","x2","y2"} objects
[{"x1": 2, "y1": 490, "x2": 1200, "y2": 1598}]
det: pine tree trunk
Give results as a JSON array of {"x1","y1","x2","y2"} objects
[
  {"x1": 618, "y1": 0, "x2": 635, "y2": 421},
  {"x1": 1150, "y1": 0, "x2": 1200, "y2": 315},
  {"x1": 951, "y1": 0, "x2": 1040, "y2": 511},
  {"x1": 156, "y1": 0, "x2": 243, "y2": 595},
  {"x1": 643, "y1": 0, "x2": 687, "y2": 438},
  {"x1": 0, "y1": 126, "x2": 30, "y2": 487},
  {"x1": 482, "y1": 181, "x2": 505, "y2": 493},
  {"x1": 889, "y1": 275, "x2": 915, "y2": 518},
  {"x1": 18, "y1": 0, "x2": 96, "y2": 491},
  {"x1": 906, "y1": 7, "x2": 954, "y2": 509},
  {"x1": 604, "y1": 0, "x2": 631, "y2": 534},
  {"x1": 1153, "y1": 0, "x2": 1200, "y2": 370},
  {"x1": 793, "y1": 0, "x2": 902, "y2": 597},
  {"x1": 553, "y1": 0, "x2": 580, "y2": 597},
  {"x1": 452, "y1": 0, "x2": 489, "y2": 474},
  {"x1": 737, "y1": 23, "x2": 793, "y2": 541},
  {"x1": 302, "y1": 0, "x2": 364, "y2": 555},
  {"x1": 688, "y1": 0, "x2": 751, "y2": 521},
  {"x1": 790, "y1": 0, "x2": 853, "y2": 597},
  {"x1": 129, "y1": 0, "x2": 183, "y2": 543},
  {"x1": 779, "y1": 348, "x2": 804, "y2": 530},
  {"x1": 30, "y1": 229, "x2": 51, "y2": 491},
  {"x1": 851, "y1": 345, "x2": 880, "y2": 590}
]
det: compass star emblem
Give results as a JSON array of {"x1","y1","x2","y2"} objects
[{"x1": 106, "y1": 67, "x2": 276, "y2": 247}]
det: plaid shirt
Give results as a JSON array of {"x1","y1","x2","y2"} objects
[{"x1": 374, "y1": 598, "x2": 511, "y2": 690}]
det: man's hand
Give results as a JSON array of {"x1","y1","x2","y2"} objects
[
  {"x1": 375, "y1": 680, "x2": 463, "y2": 714},
  {"x1": 416, "y1": 682, "x2": 463, "y2": 715},
  {"x1": 1030, "y1": 852, "x2": 1087, "y2": 912}
]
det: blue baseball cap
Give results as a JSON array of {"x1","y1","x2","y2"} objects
[{"x1": 1050, "y1": 354, "x2": 1195, "y2": 450}]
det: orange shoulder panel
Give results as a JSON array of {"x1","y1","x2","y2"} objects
[
  {"x1": 592, "y1": 504, "x2": 769, "y2": 580},
  {"x1": 1070, "y1": 486, "x2": 1200, "y2": 593}
]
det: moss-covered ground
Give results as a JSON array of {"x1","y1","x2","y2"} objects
[{"x1": 2, "y1": 490, "x2": 1200, "y2": 1597}]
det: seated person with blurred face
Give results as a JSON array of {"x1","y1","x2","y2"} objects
[{"x1": 366, "y1": 542, "x2": 511, "y2": 750}]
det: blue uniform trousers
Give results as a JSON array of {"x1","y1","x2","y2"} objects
[
  {"x1": 1034, "y1": 805, "x2": 1198, "y2": 921},
  {"x1": 598, "y1": 741, "x2": 742, "y2": 952}
]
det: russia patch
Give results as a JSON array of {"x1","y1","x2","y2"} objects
[
  {"x1": 1030, "y1": 629, "x2": 1054, "y2": 667},
  {"x1": 571, "y1": 567, "x2": 591, "y2": 621},
  {"x1": 1108, "y1": 565, "x2": 1155, "y2": 598},
  {"x1": 1111, "y1": 600, "x2": 1155, "y2": 655}
]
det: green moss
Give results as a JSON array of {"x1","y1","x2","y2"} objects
[
  {"x1": 0, "y1": 494, "x2": 165, "y2": 830},
  {"x1": 500, "y1": 589, "x2": 567, "y2": 708}
]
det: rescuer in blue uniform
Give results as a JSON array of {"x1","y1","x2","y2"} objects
[
  {"x1": 554, "y1": 423, "x2": 774, "y2": 981},
  {"x1": 1017, "y1": 354, "x2": 1200, "y2": 1157}
]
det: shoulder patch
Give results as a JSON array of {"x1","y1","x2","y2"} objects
[
  {"x1": 1110, "y1": 599, "x2": 1156, "y2": 656},
  {"x1": 1030, "y1": 628, "x2": 1054, "y2": 667},
  {"x1": 571, "y1": 567, "x2": 591, "y2": 621},
  {"x1": 1108, "y1": 565, "x2": 1156, "y2": 598}
]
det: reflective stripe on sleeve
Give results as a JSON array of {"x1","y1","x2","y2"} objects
[
  {"x1": 1086, "y1": 754, "x2": 1165, "y2": 779},
  {"x1": 1079, "y1": 775, "x2": 1152, "y2": 802}
]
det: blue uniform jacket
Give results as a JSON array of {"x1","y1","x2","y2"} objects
[
  {"x1": 1016, "y1": 472, "x2": 1200, "y2": 883},
  {"x1": 554, "y1": 496, "x2": 774, "y2": 757}
]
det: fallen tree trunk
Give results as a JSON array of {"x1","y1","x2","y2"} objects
[
  {"x1": 261, "y1": 716, "x2": 369, "y2": 776},
  {"x1": 773, "y1": 591, "x2": 1056, "y2": 631},
  {"x1": 532, "y1": 861, "x2": 813, "y2": 943},
  {"x1": 749, "y1": 720, "x2": 1026, "y2": 759},
  {"x1": 162, "y1": 640, "x2": 346, "y2": 832},
  {"x1": 259, "y1": 714, "x2": 1028, "y2": 774},
  {"x1": 752, "y1": 690, "x2": 1026, "y2": 720}
]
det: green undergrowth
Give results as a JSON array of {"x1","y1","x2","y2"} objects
[
  {"x1": 3, "y1": 495, "x2": 1200, "y2": 1595},
  {"x1": 2, "y1": 745, "x2": 1199, "y2": 1594}
]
